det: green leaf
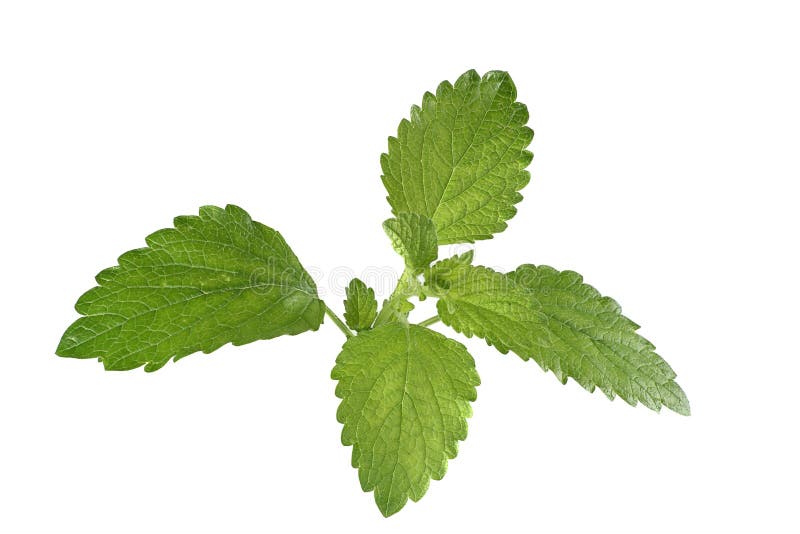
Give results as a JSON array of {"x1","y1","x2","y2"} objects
[
  {"x1": 423, "y1": 249, "x2": 474, "y2": 282},
  {"x1": 57, "y1": 204, "x2": 324, "y2": 372},
  {"x1": 382, "y1": 213, "x2": 438, "y2": 273},
  {"x1": 332, "y1": 323, "x2": 480, "y2": 516},
  {"x1": 381, "y1": 69, "x2": 533, "y2": 245},
  {"x1": 426, "y1": 260, "x2": 689, "y2": 415},
  {"x1": 343, "y1": 278, "x2": 378, "y2": 332},
  {"x1": 374, "y1": 298, "x2": 416, "y2": 329}
]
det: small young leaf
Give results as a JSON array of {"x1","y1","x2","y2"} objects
[
  {"x1": 374, "y1": 298, "x2": 416, "y2": 328},
  {"x1": 57, "y1": 205, "x2": 324, "y2": 371},
  {"x1": 332, "y1": 323, "x2": 480, "y2": 516},
  {"x1": 423, "y1": 249, "x2": 474, "y2": 290},
  {"x1": 382, "y1": 213, "x2": 438, "y2": 273},
  {"x1": 426, "y1": 260, "x2": 689, "y2": 415},
  {"x1": 343, "y1": 278, "x2": 378, "y2": 332},
  {"x1": 381, "y1": 69, "x2": 533, "y2": 244}
]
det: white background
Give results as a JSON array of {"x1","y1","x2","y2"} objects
[{"x1": 1, "y1": 1, "x2": 798, "y2": 532}]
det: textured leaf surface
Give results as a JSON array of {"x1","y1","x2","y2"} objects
[
  {"x1": 343, "y1": 278, "x2": 378, "y2": 332},
  {"x1": 381, "y1": 69, "x2": 533, "y2": 244},
  {"x1": 383, "y1": 213, "x2": 438, "y2": 273},
  {"x1": 332, "y1": 323, "x2": 480, "y2": 516},
  {"x1": 57, "y1": 205, "x2": 324, "y2": 371},
  {"x1": 427, "y1": 260, "x2": 689, "y2": 415}
]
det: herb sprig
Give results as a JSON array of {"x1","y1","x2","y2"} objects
[{"x1": 58, "y1": 69, "x2": 689, "y2": 517}]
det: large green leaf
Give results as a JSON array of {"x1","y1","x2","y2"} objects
[
  {"x1": 57, "y1": 204, "x2": 324, "y2": 371},
  {"x1": 427, "y1": 260, "x2": 689, "y2": 415},
  {"x1": 332, "y1": 323, "x2": 480, "y2": 516},
  {"x1": 381, "y1": 69, "x2": 533, "y2": 244}
]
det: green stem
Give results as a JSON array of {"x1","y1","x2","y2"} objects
[
  {"x1": 417, "y1": 315, "x2": 441, "y2": 328},
  {"x1": 373, "y1": 269, "x2": 418, "y2": 327},
  {"x1": 325, "y1": 304, "x2": 353, "y2": 338}
]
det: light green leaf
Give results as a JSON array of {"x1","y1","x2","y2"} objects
[
  {"x1": 426, "y1": 260, "x2": 689, "y2": 415},
  {"x1": 332, "y1": 323, "x2": 480, "y2": 516},
  {"x1": 383, "y1": 213, "x2": 438, "y2": 273},
  {"x1": 381, "y1": 69, "x2": 533, "y2": 244},
  {"x1": 423, "y1": 249, "x2": 474, "y2": 280},
  {"x1": 374, "y1": 298, "x2": 416, "y2": 329},
  {"x1": 57, "y1": 205, "x2": 324, "y2": 371},
  {"x1": 343, "y1": 278, "x2": 378, "y2": 332}
]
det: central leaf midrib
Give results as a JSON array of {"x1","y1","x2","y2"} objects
[
  {"x1": 383, "y1": 326, "x2": 414, "y2": 514},
  {"x1": 431, "y1": 80, "x2": 502, "y2": 222},
  {"x1": 66, "y1": 280, "x2": 315, "y2": 353}
]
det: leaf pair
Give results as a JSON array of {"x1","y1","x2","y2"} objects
[{"x1": 57, "y1": 69, "x2": 688, "y2": 518}]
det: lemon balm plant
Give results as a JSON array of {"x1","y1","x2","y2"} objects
[{"x1": 57, "y1": 69, "x2": 689, "y2": 517}]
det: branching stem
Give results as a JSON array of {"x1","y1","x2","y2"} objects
[{"x1": 373, "y1": 268, "x2": 419, "y2": 328}]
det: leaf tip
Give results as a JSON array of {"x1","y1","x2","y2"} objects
[{"x1": 455, "y1": 68, "x2": 480, "y2": 88}]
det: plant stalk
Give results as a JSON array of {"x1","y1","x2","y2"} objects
[
  {"x1": 417, "y1": 315, "x2": 441, "y2": 327},
  {"x1": 373, "y1": 268, "x2": 419, "y2": 328},
  {"x1": 324, "y1": 304, "x2": 354, "y2": 338}
]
